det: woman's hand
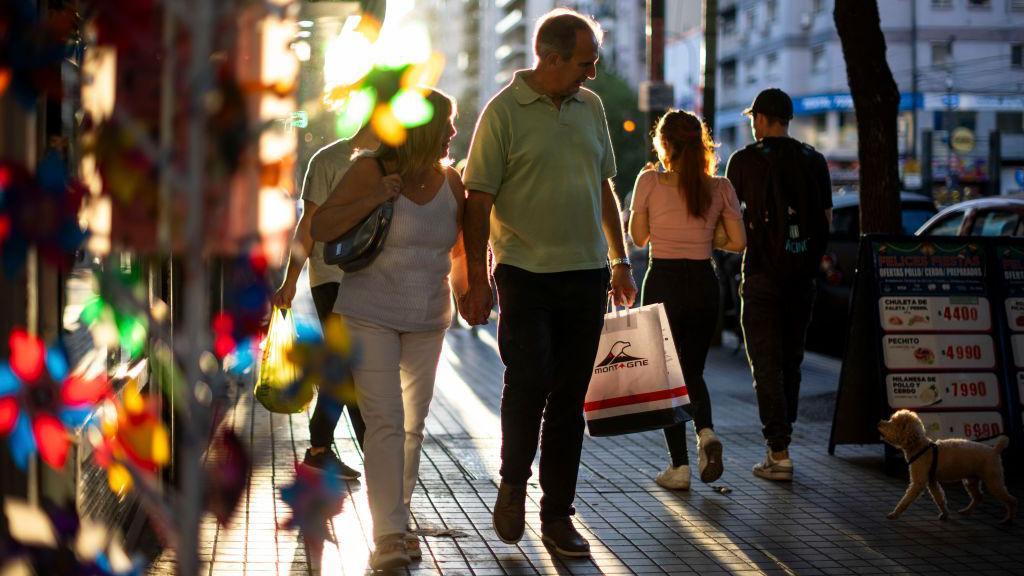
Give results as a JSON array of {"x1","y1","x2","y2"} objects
[{"x1": 376, "y1": 174, "x2": 403, "y2": 202}]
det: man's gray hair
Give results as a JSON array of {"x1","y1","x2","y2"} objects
[{"x1": 533, "y1": 8, "x2": 603, "y2": 61}]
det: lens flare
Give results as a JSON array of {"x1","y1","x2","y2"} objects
[
  {"x1": 391, "y1": 89, "x2": 433, "y2": 128},
  {"x1": 371, "y1": 104, "x2": 406, "y2": 147},
  {"x1": 324, "y1": 29, "x2": 374, "y2": 90}
]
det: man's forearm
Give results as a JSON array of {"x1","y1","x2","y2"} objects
[
  {"x1": 601, "y1": 180, "x2": 627, "y2": 261},
  {"x1": 464, "y1": 192, "x2": 493, "y2": 280}
]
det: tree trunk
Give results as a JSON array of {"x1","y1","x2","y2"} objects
[{"x1": 834, "y1": 0, "x2": 902, "y2": 234}]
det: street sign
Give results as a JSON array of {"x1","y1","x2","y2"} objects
[
  {"x1": 638, "y1": 82, "x2": 675, "y2": 113},
  {"x1": 951, "y1": 127, "x2": 975, "y2": 153}
]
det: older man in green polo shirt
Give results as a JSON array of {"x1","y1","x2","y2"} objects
[{"x1": 460, "y1": 8, "x2": 636, "y2": 559}]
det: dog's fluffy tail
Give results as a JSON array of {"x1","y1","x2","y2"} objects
[{"x1": 993, "y1": 435, "x2": 1010, "y2": 454}]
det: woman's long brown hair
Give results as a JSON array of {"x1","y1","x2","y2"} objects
[{"x1": 653, "y1": 110, "x2": 718, "y2": 219}]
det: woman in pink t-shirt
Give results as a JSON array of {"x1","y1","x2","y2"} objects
[{"x1": 629, "y1": 110, "x2": 746, "y2": 490}]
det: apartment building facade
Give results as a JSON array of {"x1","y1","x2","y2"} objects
[{"x1": 711, "y1": 0, "x2": 1024, "y2": 194}]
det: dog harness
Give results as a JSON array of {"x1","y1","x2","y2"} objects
[{"x1": 907, "y1": 442, "x2": 939, "y2": 483}]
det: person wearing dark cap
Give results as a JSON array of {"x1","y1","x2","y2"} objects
[{"x1": 725, "y1": 88, "x2": 832, "y2": 481}]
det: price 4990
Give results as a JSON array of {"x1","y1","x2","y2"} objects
[{"x1": 941, "y1": 344, "x2": 983, "y2": 360}]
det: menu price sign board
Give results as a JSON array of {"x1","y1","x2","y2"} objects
[
  {"x1": 872, "y1": 241, "x2": 1002, "y2": 444},
  {"x1": 830, "y1": 237, "x2": 1020, "y2": 465},
  {"x1": 995, "y1": 246, "x2": 1024, "y2": 427}
]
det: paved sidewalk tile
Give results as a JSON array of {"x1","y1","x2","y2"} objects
[{"x1": 150, "y1": 301, "x2": 1023, "y2": 575}]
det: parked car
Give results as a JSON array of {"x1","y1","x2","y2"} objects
[
  {"x1": 916, "y1": 195, "x2": 1024, "y2": 237},
  {"x1": 803, "y1": 192, "x2": 938, "y2": 356}
]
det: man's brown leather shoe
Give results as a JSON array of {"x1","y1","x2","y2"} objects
[
  {"x1": 541, "y1": 517, "x2": 590, "y2": 558},
  {"x1": 492, "y1": 481, "x2": 527, "y2": 544}
]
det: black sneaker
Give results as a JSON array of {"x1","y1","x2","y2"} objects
[
  {"x1": 541, "y1": 517, "x2": 590, "y2": 558},
  {"x1": 301, "y1": 448, "x2": 361, "y2": 480}
]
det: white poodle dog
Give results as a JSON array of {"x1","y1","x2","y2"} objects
[{"x1": 877, "y1": 409, "x2": 1017, "y2": 524}]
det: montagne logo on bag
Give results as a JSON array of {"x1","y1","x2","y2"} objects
[{"x1": 593, "y1": 341, "x2": 649, "y2": 374}]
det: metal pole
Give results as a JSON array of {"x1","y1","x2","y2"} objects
[
  {"x1": 702, "y1": 0, "x2": 718, "y2": 137},
  {"x1": 989, "y1": 130, "x2": 1001, "y2": 196},
  {"x1": 646, "y1": 0, "x2": 665, "y2": 162},
  {"x1": 177, "y1": 0, "x2": 213, "y2": 572},
  {"x1": 909, "y1": 0, "x2": 918, "y2": 159}
]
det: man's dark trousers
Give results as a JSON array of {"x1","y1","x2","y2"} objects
[
  {"x1": 493, "y1": 264, "x2": 608, "y2": 521},
  {"x1": 740, "y1": 272, "x2": 815, "y2": 452},
  {"x1": 309, "y1": 281, "x2": 366, "y2": 449}
]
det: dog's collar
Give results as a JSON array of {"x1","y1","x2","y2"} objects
[{"x1": 907, "y1": 442, "x2": 939, "y2": 483}]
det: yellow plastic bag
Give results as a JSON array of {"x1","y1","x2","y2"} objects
[{"x1": 254, "y1": 308, "x2": 313, "y2": 413}]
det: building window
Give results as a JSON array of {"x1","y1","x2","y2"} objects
[
  {"x1": 811, "y1": 45, "x2": 827, "y2": 74},
  {"x1": 1013, "y1": 44, "x2": 1023, "y2": 69},
  {"x1": 745, "y1": 57, "x2": 758, "y2": 84},
  {"x1": 931, "y1": 41, "x2": 953, "y2": 67},
  {"x1": 721, "y1": 7, "x2": 737, "y2": 35},
  {"x1": 996, "y1": 112, "x2": 1024, "y2": 134},
  {"x1": 1013, "y1": 0, "x2": 1024, "y2": 12},
  {"x1": 745, "y1": 8, "x2": 756, "y2": 33},
  {"x1": 767, "y1": 0, "x2": 778, "y2": 23},
  {"x1": 765, "y1": 52, "x2": 779, "y2": 80},
  {"x1": 811, "y1": 0, "x2": 825, "y2": 14},
  {"x1": 722, "y1": 59, "x2": 737, "y2": 89},
  {"x1": 966, "y1": 0, "x2": 991, "y2": 8},
  {"x1": 931, "y1": 0, "x2": 953, "y2": 8}
]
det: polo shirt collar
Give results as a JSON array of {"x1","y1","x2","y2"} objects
[{"x1": 512, "y1": 70, "x2": 584, "y2": 106}]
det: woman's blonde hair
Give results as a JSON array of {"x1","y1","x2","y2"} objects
[
  {"x1": 653, "y1": 109, "x2": 719, "y2": 219},
  {"x1": 377, "y1": 88, "x2": 456, "y2": 178}
]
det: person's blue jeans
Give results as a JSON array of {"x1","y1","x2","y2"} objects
[
  {"x1": 493, "y1": 264, "x2": 608, "y2": 521},
  {"x1": 309, "y1": 282, "x2": 366, "y2": 449}
]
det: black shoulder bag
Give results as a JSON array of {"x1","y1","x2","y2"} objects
[{"x1": 323, "y1": 157, "x2": 395, "y2": 272}]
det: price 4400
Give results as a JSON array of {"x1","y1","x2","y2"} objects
[
  {"x1": 964, "y1": 422, "x2": 1001, "y2": 438},
  {"x1": 941, "y1": 344, "x2": 983, "y2": 360},
  {"x1": 940, "y1": 305, "x2": 980, "y2": 322}
]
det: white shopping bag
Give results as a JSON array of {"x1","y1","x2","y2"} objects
[{"x1": 584, "y1": 303, "x2": 689, "y2": 436}]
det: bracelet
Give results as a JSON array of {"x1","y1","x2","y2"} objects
[{"x1": 609, "y1": 257, "x2": 631, "y2": 269}]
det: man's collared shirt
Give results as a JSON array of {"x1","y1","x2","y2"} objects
[{"x1": 464, "y1": 70, "x2": 616, "y2": 274}]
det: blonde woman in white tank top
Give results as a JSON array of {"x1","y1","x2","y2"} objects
[{"x1": 311, "y1": 89, "x2": 468, "y2": 571}]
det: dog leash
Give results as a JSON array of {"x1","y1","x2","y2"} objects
[{"x1": 906, "y1": 442, "x2": 939, "y2": 484}]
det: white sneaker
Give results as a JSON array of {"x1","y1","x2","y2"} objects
[
  {"x1": 752, "y1": 450, "x2": 793, "y2": 481},
  {"x1": 696, "y1": 428, "x2": 724, "y2": 483},
  {"x1": 655, "y1": 464, "x2": 690, "y2": 490}
]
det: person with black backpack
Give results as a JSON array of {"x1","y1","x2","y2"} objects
[{"x1": 725, "y1": 88, "x2": 832, "y2": 482}]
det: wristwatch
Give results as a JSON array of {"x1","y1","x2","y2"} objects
[{"x1": 609, "y1": 257, "x2": 632, "y2": 269}]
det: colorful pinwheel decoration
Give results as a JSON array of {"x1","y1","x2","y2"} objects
[
  {"x1": 91, "y1": 384, "x2": 169, "y2": 495},
  {"x1": 79, "y1": 265, "x2": 149, "y2": 360},
  {"x1": 279, "y1": 463, "x2": 345, "y2": 540},
  {"x1": 0, "y1": 153, "x2": 88, "y2": 277},
  {"x1": 212, "y1": 248, "x2": 272, "y2": 373},
  {"x1": 0, "y1": 1, "x2": 76, "y2": 109},
  {"x1": 286, "y1": 314, "x2": 359, "y2": 410},
  {"x1": 0, "y1": 500, "x2": 146, "y2": 576},
  {"x1": 321, "y1": 12, "x2": 446, "y2": 145},
  {"x1": 0, "y1": 329, "x2": 110, "y2": 470}
]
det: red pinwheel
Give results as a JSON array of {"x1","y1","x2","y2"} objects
[{"x1": 0, "y1": 329, "x2": 110, "y2": 469}]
